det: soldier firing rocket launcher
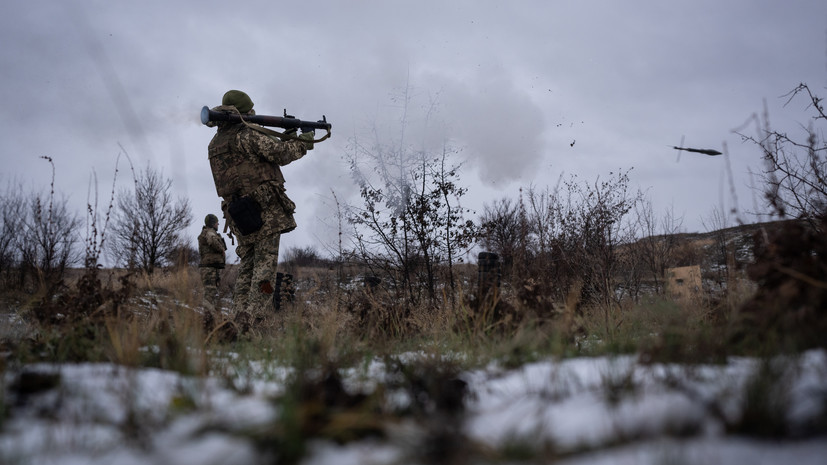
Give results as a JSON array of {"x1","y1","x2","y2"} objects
[{"x1": 200, "y1": 106, "x2": 332, "y2": 143}]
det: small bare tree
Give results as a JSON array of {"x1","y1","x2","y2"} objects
[
  {"x1": 349, "y1": 150, "x2": 475, "y2": 305},
  {"x1": 479, "y1": 197, "x2": 521, "y2": 275},
  {"x1": 14, "y1": 157, "x2": 82, "y2": 290},
  {"x1": 570, "y1": 171, "x2": 641, "y2": 309},
  {"x1": 109, "y1": 165, "x2": 192, "y2": 273},
  {"x1": 701, "y1": 205, "x2": 734, "y2": 289},
  {"x1": 0, "y1": 180, "x2": 25, "y2": 286},
  {"x1": 632, "y1": 199, "x2": 684, "y2": 294},
  {"x1": 20, "y1": 190, "x2": 82, "y2": 287},
  {"x1": 736, "y1": 83, "x2": 826, "y2": 228},
  {"x1": 733, "y1": 83, "x2": 827, "y2": 350},
  {"x1": 346, "y1": 82, "x2": 476, "y2": 308}
]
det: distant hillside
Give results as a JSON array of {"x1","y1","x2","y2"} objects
[{"x1": 641, "y1": 218, "x2": 802, "y2": 284}]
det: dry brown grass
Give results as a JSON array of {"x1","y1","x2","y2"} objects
[{"x1": 2, "y1": 214, "x2": 823, "y2": 370}]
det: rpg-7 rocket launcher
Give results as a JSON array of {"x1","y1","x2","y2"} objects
[{"x1": 200, "y1": 106, "x2": 332, "y2": 143}]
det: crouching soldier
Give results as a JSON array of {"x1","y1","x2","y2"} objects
[{"x1": 198, "y1": 214, "x2": 227, "y2": 308}]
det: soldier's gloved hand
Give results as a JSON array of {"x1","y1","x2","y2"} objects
[
  {"x1": 298, "y1": 131, "x2": 315, "y2": 150},
  {"x1": 279, "y1": 127, "x2": 298, "y2": 142}
]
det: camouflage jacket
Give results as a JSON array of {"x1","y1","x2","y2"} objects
[
  {"x1": 207, "y1": 105, "x2": 309, "y2": 234},
  {"x1": 198, "y1": 226, "x2": 226, "y2": 268}
]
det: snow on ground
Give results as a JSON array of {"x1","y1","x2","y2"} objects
[{"x1": 2, "y1": 350, "x2": 826, "y2": 464}]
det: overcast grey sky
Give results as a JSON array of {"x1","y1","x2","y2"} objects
[{"x1": 1, "y1": 1, "x2": 825, "y2": 263}]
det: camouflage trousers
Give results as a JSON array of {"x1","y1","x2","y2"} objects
[
  {"x1": 200, "y1": 267, "x2": 221, "y2": 307},
  {"x1": 233, "y1": 229, "x2": 281, "y2": 315},
  {"x1": 226, "y1": 183, "x2": 296, "y2": 315}
]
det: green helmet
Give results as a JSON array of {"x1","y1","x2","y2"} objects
[
  {"x1": 205, "y1": 214, "x2": 219, "y2": 227},
  {"x1": 221, "y1": 90, "x2": 254, "y2": 114}
]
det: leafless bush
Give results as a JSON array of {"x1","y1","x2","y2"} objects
[
  {"x1": 348, "y1": 153, "x2": 476, "y2": 308},
  {"x1": 567, "y1": 172, "x2": 642, "y2": 312},
  {"x1": 701, "y1": 205, "x2": 736, "y2": 287},
  {"x1": 165, "y1": 241, "x2": 199, "y2": 270},
  {"x1": 483, "y1": 171, "x2": 641, "y2": 317},
  {"x1": 732, "y1": 83, "x2": 827, "y2": 351},
  {"x1": 345, "y1": 87, "x2": 476, "y2": 309},
  {"x1": 83, "y1": 158, "x2": 122, "y2": 269},
  {"x1": 631, "y1": 199, "x2": 685, "y2": 295},
  {"x1": 14, "y1": 158, "x2": 82, "y2": 290},
  {"x1": 735, "y1": 83, "x2": 826, "y2": 228},
  {"x1": 478, "y1": 197, "x2": 521, "y2": 274},
  {"x1": 0, "y1": 180, "x2": 25, "y2": 287},
  {"x1": 281, "y1": 246, "x2": 331, "y2": 270},
  {"x1": 109, "y1": 165, "x2": 192, "y2": 274},
  {"x1": 19, "y1": 190, "x2": 82, "y2": 288}
]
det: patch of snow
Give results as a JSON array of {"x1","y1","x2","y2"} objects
[{"x1": 2, "y1": 351, "x2": 826, "y2": 464}]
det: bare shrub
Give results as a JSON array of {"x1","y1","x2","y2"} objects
[
  {"x1": 165, "y1": 241, "x2": 199, "y2": 270},
  {"x1": 20, "y1": 190, "x2": 82, "y2": 288},
  {"x1": 631, "y1": 199, "x2": 685, "y2": 295},
  {"x1": 109, "y1": 165, "x2": 192, "y2": 274},
  {"x1": 478, "y1": 197, "x2": 521, "y2": 275},
  {"x1": 0, "y1": 180, "x2": 25, "y2": 287},
  {"x1": 281, "y1": 246, "x2": 330, "y2": 270},
  {"x1": 345, "y1": 86, "x2": 476, "y2": 310},
  {"x1": 497, "y1": 171, "x2": 641, "y2": 313},
  {"x1": 702, "y1": 205, "x2": 736, "y2": 288},
  {"x1": 15, "y1": 158, "x2": 82, "y2": 291},
  {"x1": 733, "y1": 83, "x2": 827, "y2": 351},
  {"x1": 736, "y1": 83, "x2": 827, "y2": 227}
]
